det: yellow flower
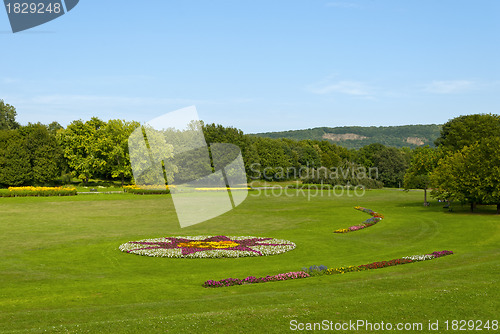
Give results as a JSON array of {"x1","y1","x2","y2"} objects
[{"x1": 177, "y1": 240, "x2": 240, "y2": 249}]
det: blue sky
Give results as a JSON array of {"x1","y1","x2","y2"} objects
[{"x1": 1, "y1": 0, "x2": 499, "y2": 133}]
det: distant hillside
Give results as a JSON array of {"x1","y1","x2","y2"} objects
[{"x1": 253, "y1": 124, "x2": 442, "y2": 149}]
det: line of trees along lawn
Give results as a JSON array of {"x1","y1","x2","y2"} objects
[
  {"x1": 405, "y1": 113, "x2": 500, "y2": 213},
  {"x1": 2, "y1": 99, "x2": 499, "y2": 206}
]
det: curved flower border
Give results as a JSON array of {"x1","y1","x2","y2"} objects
[
  {"x1": 119, "y1": 235, "x2": 296, "y2": 258},
  {"x1": 334, "y1": 206, "x2": 384, "y2": 233},
  {"x1": 203, "y1": 250, "x2": 453, "y2": 287}
]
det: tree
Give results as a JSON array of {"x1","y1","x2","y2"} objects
[
  {"x1": 0, "y1": 99, "x2": 20, "y2": 130},
  {"x1": 430, "y1": 114, "x2": 500, "y2": 212},
  {"x1": 355, "y1": 143, "x2": 387, "y2": 167},
  {"x1": 252, "y1": 137, "x2": 291, "y2": 180},
  {"x1": 58, "y1": 118, "x2": 107, "y2": 184},
  {"x1": 0, "y1": 130, "x2": 31, "y2": 186},
  {"x1": 356, "y1": 144, "x2": 408, "y2": 188},
  {"x1": 372, "y1": 147, "x2": 408, "y2": 188},
  {"x1": 101, "y1": 119, "x2": 140, "y2": 186},
  {"x1": 430, "y1": 138, "x2": 500, "y2": 213},
  {"x1": 476, "y1": 138, "x2": 500, "y2": 214},
  {"x1": 203, "y1": 122, "x2": 261, "y2": 180},
  {"x1": 19, "y1": 123, "x2": 64, "y2": 184},
  {"x1": 435, "y1": 114, "x2": 500, "y2": 151},
  {"x1": 48, "y1": 121, "x2": 64, "y2": 134},
  {"x1": 404, "y1": 146, "x2": 441, "y2": 206}
]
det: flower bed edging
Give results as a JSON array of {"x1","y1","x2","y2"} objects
[
  {"x1": 203, "y1": 250, "x2": 454, "y2": 288},
  {"x1": 203, "y1": 271, "x2": 310, "y2": 288},
  {"x1": 334, "y1": 206, "x2": 384, "y2": 233}
]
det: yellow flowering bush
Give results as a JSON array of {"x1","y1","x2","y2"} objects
[
  {"x1": 1, "y1": 186, "x2": 77, "y2": 197},
  {"x1": 326, "y1": 265, "x2": 367, "y2": 275},
  {"x1": 334, "y1": 228, "x2": 350, "y2": 233},
  {"x1": 123, "y1": 184, "x2": 173, "y2": 194}
]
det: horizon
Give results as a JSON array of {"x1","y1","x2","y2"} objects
[
  {"x1": 251, "y1": 122, "x2": 442, "y2": 134},
  {"x1": 9, "y1": 109, "x2": 445, "y2": 135}
]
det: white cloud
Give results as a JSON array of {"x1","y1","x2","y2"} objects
[
  {"x1": 308, "y1": 80, "x2": 373, "y2": 97},
  {"x1": 423, "y1": 80, "x2": 476, "y2": 94}
]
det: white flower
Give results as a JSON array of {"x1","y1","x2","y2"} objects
[
  {"x1": 119, "y1": 236, "x2": 296, "y2": 259},
  {"x1": 402, "y1": 254, "x2": 436, "y2": 261}
]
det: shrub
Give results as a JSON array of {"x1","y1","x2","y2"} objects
[
  {"x1": 0, "y1": 186, "x2": 77, "y2": 197},
  {"x1": 123, "y1": 185, "x2": 171, "y2": 195}
]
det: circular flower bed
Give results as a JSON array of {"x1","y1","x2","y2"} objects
[{"x1": 119, "y1": 235, "x2": 296, "y2": 258}]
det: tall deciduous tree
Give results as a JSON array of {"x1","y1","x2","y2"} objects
[
  {"x1": 19, "y1": 123, "x2": 64, "y2": 184},
  {"x1": 434, "y1": 114, "x2": 500, "y2": 151},
  {"x1": 58, "y1": 117, "x2": 107, "y2": 184},
  {"x1": 0, "y1": 99, "x2": 20, "y2": 130},
  {"x1": 430, "y1": 138, "x2": 500, "y2": 213},
  {"x1": 102, "y1": 119, "x2": 140, "y2": 186},
  {"x1": 372, "y1": 147, "x2": 408, "y2": 188},
  {"x1": 356, "y1": 144, "x2": 408, "y2": 188},
  {"x1": 404, "y1": 146, "x2": 441, "y2": 206},
  {"x1": 430, "y1": 113, "x2": 500, "y2": 212},
  {"x1": 0, "y1": 130, "x2": 31, "y2": 186}
]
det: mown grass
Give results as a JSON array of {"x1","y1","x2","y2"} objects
[{"x1": 0, "y1": 189, "x2": 498, "y2": 333}]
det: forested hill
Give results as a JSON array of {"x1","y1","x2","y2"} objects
[{"x1": 252, "y1": 124, "x2": 442, "y2": 149}]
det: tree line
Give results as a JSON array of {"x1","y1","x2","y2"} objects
[
  {"x1": 2, "y1": 99, "x2": 499, "y2": 212},
  {"x1": 404, "y1": 113, "x2": 500, "y2": 213},
  {"x1": 254, "y1": 124, "x2": 442, "y2": 149},
  {"x1": 0, "y1": 100, "x2": 409, "y2": 188}
]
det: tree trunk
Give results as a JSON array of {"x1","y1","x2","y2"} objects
[
  {"x1": 497, "y1": 203, "x2": 500, "y2": 215},
  {"x1": 424, "y1": 187, "x2": 429, "y2": 206},
  {"x1": 470, "y1": 202, "x2": 474, "y2": 212},
  {"x1": 121, "y1": 174, "x2": 124, "y2": 187}
]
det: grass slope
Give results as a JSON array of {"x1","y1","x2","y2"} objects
[{"x1": 0, "y1": 190, "x2": 498, "y2": 333}]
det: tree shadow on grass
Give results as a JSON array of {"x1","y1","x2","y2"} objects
[{"x1": 395, "y1": 201, "x2": 499, "y2": 215}]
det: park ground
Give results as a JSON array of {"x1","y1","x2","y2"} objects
[{"x1": 0, "y1": 189, "x2": 498, "y2": 333}]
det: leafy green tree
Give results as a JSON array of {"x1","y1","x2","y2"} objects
[
  {"x1": 203, "y1": 123, "x2": 261, "y2": 180},
  {"x1": 431, "y1": 114, "x2": 500, "y2": 212},
  {"x1": 315, "y1": 140, "x2": 346, "y2": 168},
  {"x1": 372, "y1": 147, "x2": 408, "y2": 188},
  {"x1": 293, "y1": 140, "x2": 321, "y2": 167},
  {"x1": 48, "y1": 121, "x2": 64, "y2": 134},
  {"x1": 19, "y1": 123, "x2": 64, "y2": 184},
  {"x1": 435, "y1": 114, "x2": 500, "y2": 151},
  {"x1": 355, "y1": 144, "x2": 408, "y2": 187},
  {"x1": 0, "y1": 100, "x2": 20, "y2": 130},
  {"x1": 0, "y1": 130, "x2": 31, "y2": 186},
  {"x1": 430, "y1": 138, "x2": 500, "y2": 213},
  {"x1": 58, "y1": 118, "x2": 107, "y2": 184},
  {"x1": 252, "y1": 137, "x2": 291, "y2": 180},
  {"x1": 128, "y1": 124, "x2": 177, "y2": 186},
  {"x1": 355, "y1": 143, "x2": 387, "y2": 167},
  {"x1": 101, "y1": 119, "x2": 140, "y2": 186},
  {"x1": 474, "y1": 138, "x2": 500, "y2": 214},
  {"x1": 404, "y1": 146, "x2": 441, "y2": 205}
]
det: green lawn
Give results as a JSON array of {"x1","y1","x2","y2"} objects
[{"x1": 0, "y1": 189, "x2": 498, "y2": 333}]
